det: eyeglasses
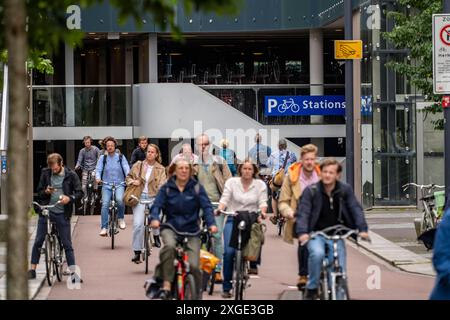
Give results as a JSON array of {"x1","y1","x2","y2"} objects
[{"x1": 198, "y1": 143, "x2": 210, "y2": 146}]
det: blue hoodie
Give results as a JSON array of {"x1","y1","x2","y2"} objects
[
  {"x1": 150, "y1": 176, "x2": 216, "y2": 233},
  {"x1": 430, "y1": 209, "x2": 450, "y2": 300}
]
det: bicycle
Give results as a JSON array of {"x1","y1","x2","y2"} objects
[
  {"x1": 161, "y1": 223, "x2": 199, "y2": 300},
  {"x1": 219, "y1": 209, "x2": 261, "y2": 300},
  {"x1": 32, "y1": 200, "x2": 66, "y2": 286},
  {"x1": 278, "y1": 98, "x2": 300, "y2": 113},
  {"x1": 82, "y1": 170, "x2": 97, "y2": 216},
  {"x1": 131, "y1": 195, "x2": 154, "y2": 274},
  {"x1": 101, "y1": 181, "x2": 125, "y2": 250},
  {"x1": 402, "y1": 183, "x2": 445, "y2": 238},
  {"x1": 303, "y1": 224, "x2": 370, "y2": 300}
]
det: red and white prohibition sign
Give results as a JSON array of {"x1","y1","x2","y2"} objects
[{"x1": 440, "y1": 24, "x2": 450, "y2": 46}]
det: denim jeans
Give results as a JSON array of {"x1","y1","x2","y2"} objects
[
  {"x1": 298, "y1": 244, "x2": 309, "y2": 276},
  {"x1": 306, "y1": 236, "x2": 346, "y2": 290},
  {"x1": 31, "y1": 213, "x2": 75, "y2": 267},
  {"x1": 132, "y1": 193, "x2": 158, "y2": 251},
  {"x1": 212, "y1": 214, "x2": 225, "y2": 272},
  {"x1": 222, "y1": 217, "x2": 235, "y2": 292},
  {"x1": 101, "y1": 183, "x2": 125, "y2": 229}
]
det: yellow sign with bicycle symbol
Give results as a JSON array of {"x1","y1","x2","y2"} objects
[{"x1": 334, "y1": 40, "x2": 363, "y2": 59}]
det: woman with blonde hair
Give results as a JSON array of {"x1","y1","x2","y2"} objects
[{"x1": 126, "y1": 144, "x2": 167, "y2": 263}]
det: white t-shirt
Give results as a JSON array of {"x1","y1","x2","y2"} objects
[{"x1": 142, "y1": 165, "x2": 154, "y2": 194}]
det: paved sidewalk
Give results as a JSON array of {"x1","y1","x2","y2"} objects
[
  {"x1": 0, "y1": 215, "x2": 78, "y2": 300},
  {"x1": 363, "y1": 210, "x2": 436, "y2": 276}
]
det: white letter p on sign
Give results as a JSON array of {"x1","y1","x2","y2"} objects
[{"x1": 268, "y1": 99, "x2": 277, "y2": 113}]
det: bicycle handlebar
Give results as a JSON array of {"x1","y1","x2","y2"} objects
[
  {"x1": 100, "y1": 181, "x2": 126, "y2": 187},
  {"x1": 402, "y1": 183, "x2": 445, "y2": 191},
  {"x1": 302, "y1": 225, "x2": 371, "y2": 245},
  {"x1": 161, "y1": 223, "x2": 201, "y2": 237},
  {"x1": 219, "y1": 209, "x2": 262, "y2": 217},
  {"x1": 32, "y1": 201, "x2": 61, "y2": 210},
  {"x1": 130, "y1": 195, "x2": 154, "y2": 205}
]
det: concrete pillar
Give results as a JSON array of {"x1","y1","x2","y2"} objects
[
  {"x1": 353, "y1": 10, "x2": 362, "y2": 200},
  {"x1": 309, "y1": 29, "x2": 324, "y2": 156},
  {"x1": 125, "y1": 43, "x2": 134, "y2": 127},
  {"x1": 149, "y1": 34, "x2": 158, "y2": 83},
  {"x1": 65, "y1": 43, "x2": 75, "y2": 126},
  {"x1": 66, "y1": 141, "x2": 75, "y2": 169}
]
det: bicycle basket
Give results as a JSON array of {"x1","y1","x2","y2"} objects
[{"x1": 434, "y1": 191, "x2": 446, "y2": 219}]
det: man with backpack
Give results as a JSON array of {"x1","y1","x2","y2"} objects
[
  {"x1": 278, "y1": 144, "x2": 320, "y2": 290},
  {"x1": 194, "y1": 133, "x2": 232, "y2": 284},
  {"x1": 96, "y1": 136, "x2": 130, "y2": 236}
]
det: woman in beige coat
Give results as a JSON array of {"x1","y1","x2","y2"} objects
[{"x1": 126, "y1": 144, "x2": 167, "y2": 263}]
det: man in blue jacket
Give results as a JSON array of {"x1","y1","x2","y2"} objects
[
  {"x1": 296, "y1": 158, "x2": 369, "y2": 300},
  {"x1": 430, "y1": 208, "x2": 450, "y2": 300},
  {"x1": 150, "y1": 159, "x2": 217, "y2": 299}
]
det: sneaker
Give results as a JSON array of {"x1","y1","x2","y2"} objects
[
  {"x1": 214, "y1": 272, "x2": 223, "y2": 284},
  {"x1": 118, "y1": 219, "x2": 126, "y2": 230},
  {"x1": 248, "y1": 268, "x2": 258, "y2": 275},
  {"x1": 221, "y1": 291, "x2": 232, "y2": 299},
  {"x1": 132, "y1": 252, "x2": 141, "y2": 264},
  {"x1": 269, "y1": 215, "x2": 278, "y2": 225},
  {"x1": 153, "y1": 235, "x2": 161, "y2": 248},
  {"x1": 158, "y1": 289, "x2": 172, "y2": 300},
  {"x1": 28, "y1": 269, "x2": 36, "y2": 280},
  {"x1": 304, "y1": 288, "x2": 319, "y2": 300},
  {"x1": 297, "y1": 275, "x2": 308, "y2": 290},
  {"x1": 99, "y1": 228, "x2": 107, "y2": 236},
  {"x1": 70, "y1": 273, "x2": 84, "y2": 284}
]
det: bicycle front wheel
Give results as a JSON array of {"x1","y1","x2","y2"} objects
[
  {"x1": 335, "y1": 277, "x2": 350, "y2": 300},
  {"x1": 110, "y1": 209, "x2": 117, "y2": 250},
  {"x1": 234, "y1": 250, "x2": 245, "y2": 300},
  {"x1": 277, "y1": 219, "x2": 284, "y2": 236},
  {"x1": 44, "y1": 235, "x2": 54, "y2": 286},
  {"x1": 54, "y1": 236, "x2": 65, "y2": 282},
  {"x1": 184, "y1": 274, "x2": 197, "y2": 300},
  {"x1": 144, "y1": 226, "x2": 152, "y2": 274}
]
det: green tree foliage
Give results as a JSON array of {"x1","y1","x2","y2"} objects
[{"x1": 383, "y1": 0, "x2": 443, "y2": 129}]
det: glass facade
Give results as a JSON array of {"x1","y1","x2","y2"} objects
[
  {"x1": 32, "y1": 86, "x2": 132, "y2": 127},
  {"x1": 360, "y1": 0, "x2": 417, "y2": 207}
]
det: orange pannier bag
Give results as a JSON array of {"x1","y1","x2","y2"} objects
[{"x1": 199, "y1": 249, "x2": 220, "y2": 274}]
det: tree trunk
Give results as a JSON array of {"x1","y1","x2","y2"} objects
[{"x1": 5, "y1": 0, "x2": 29, "y2": 300}]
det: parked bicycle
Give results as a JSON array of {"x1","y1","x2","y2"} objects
[
  {"x1": 219, "y1": 209, "x2": 261, "y2": 300},
  {"x1": 402, "y1": 183, "x2": 445, "y2": 238},
  {"x1": 101, "y1": 181, "x2": 126, "y2": 250},
  {"x1": 131, "y1": 195, "x2": 154, "y2": 274},
  {"x1": 303, "y1": 224, "x2": 370, "y2": 300},
  {"x1": 161, "y1": 223, "x2": 198, "y2": 300},
  {"x1": 32, "y1": 200, "x2": 66, "y2": 286},
  {"x1": 82, "y1": 170, "x2": 97, "y2": 215}
]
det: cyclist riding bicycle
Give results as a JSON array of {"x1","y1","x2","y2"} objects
[
  {"x1": 215, "y1": 159, "x2": 268, "y2": 298},
  {"x1": 29, "y1": 153, "x2": 83, "y2": 283},
  {"x1": 96, "y1": 136, "x2": 130, "y2": 236},
  {"x1": 126, "y1": 144, "x2": 167, "y2": 263},
  {"x1": 149, "y1": 159, "x2": 218, "y2": 300},
  {"x1": 296, "y1": 158, "x2": 369, "y2": 300},
  {"x1": 75, "y1": 135, "x2": 101, "y2": 198}
]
